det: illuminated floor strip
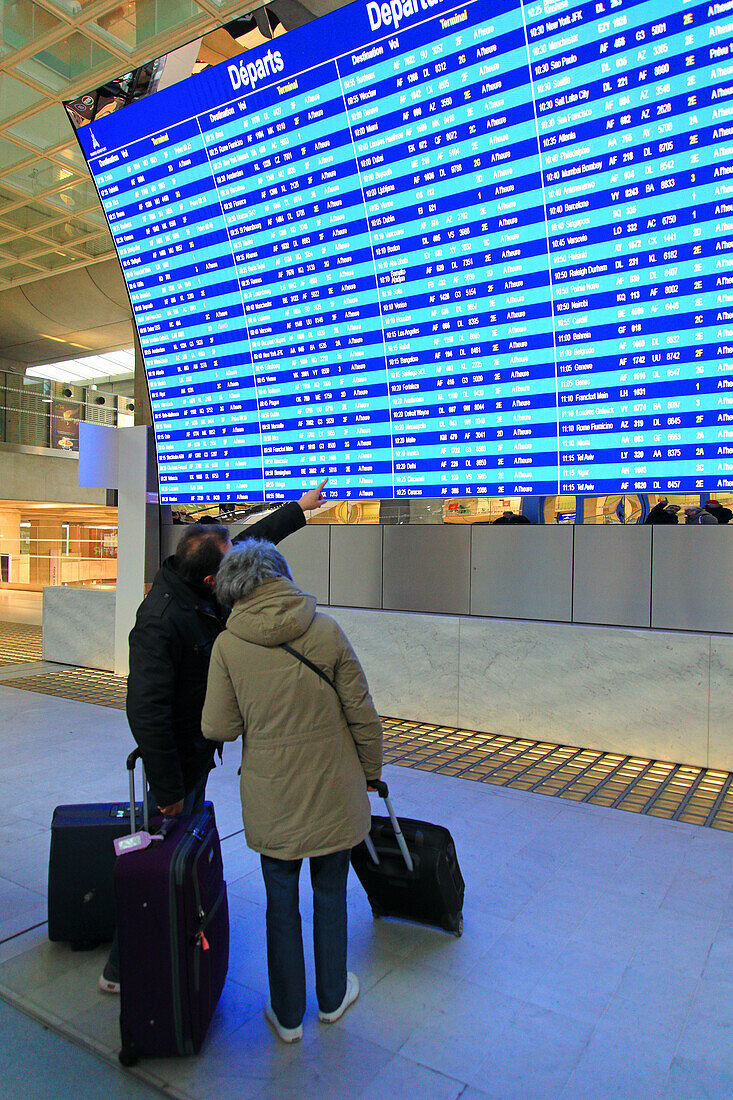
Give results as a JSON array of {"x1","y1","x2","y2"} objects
[
  {"x1": 0, "y1": 622, "x2": 42, "y2": 665},
  {"x1": 3, "y1": 665, "x2": 733, "y2": 832},
  {"x1": 380, "y1": 718, "x2": 733, "y2": 832},
  {"x1": 0, "y1": 667, "x2": 128, "y2": 709}
]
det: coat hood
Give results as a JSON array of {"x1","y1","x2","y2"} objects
[{"x1": 224, "y1": 577, "x2": 317, "y2": 646}]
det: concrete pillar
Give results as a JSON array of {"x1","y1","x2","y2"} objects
[{"x1": 114, "y1": 426, "x2": 159, "y2": 675}]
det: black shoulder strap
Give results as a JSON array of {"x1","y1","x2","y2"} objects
[{"x1": 281, "y1": 643, "x2": 336, "y2": 692}]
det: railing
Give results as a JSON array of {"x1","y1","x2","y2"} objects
[{"x1": 0, "y1": 374, "x2": 135, "y2": 453}]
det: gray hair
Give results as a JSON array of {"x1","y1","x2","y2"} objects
[{"x1": 215, "y1": 539, "x2": 292, "y2": 605}]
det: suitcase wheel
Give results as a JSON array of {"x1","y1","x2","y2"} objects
[
  {"x1": 452, "y1": 913, "x2": 463, "y2": 938},
  {"x1": 119, "y1": 1040, "x2": 140, "y2": 1068}
]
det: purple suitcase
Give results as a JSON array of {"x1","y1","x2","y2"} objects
[{"x1": 115, "y1": 750, "x2": 229, "y2": 1066}]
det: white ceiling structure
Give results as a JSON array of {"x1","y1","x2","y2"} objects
[
  {"x1": 0, "y1": 0, "x2": 338, "y2": 375},
  {"x1": 0, "y1": 0, "x2": 270, "y2": 293}
]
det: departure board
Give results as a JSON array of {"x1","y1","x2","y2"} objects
[{"x1": 75, "y1": 0, "x2": 733, "y2": 503}]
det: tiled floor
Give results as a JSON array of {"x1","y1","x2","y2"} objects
[
  {"x1": 0, "y1": 997, "x2": 162, "y2": 1099},
  {"x1": 0, "y1": 590, "x2": 42, "y2": 627},
  {"x1": 2, "y1": 677, "x2": 733, "y2": 1097}
]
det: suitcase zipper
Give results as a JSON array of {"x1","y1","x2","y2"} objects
[
  {"x1": 169, "y1": 813, "x2": 209, "y2": 1056},
  {"x1": 193, "y1": 885, "x2": 226, "y2": 993},
  {"x1": 191, "y1": 833, "x2": 209, "y2": 924}
]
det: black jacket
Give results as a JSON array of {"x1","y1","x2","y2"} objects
[
  {"x1": 705, "y1": 504, "x2": 733, "y2": 524},
  {"x1": 125, "y1": 502, "x2": 306, "y2": 806},
  {"x1": 644, "y1": 502, "x2": 678, "y2": 525}
]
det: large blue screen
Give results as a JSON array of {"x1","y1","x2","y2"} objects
[{"x1": 75, "y1": 0, "x2": 733, "y2": 503}]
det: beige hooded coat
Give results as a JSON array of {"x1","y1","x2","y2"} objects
[{"x1": 201, "y1": 577, "x2": 383, "y2": 860}]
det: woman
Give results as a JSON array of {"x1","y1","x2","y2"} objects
[{"x1": 202, "y1": 539, "x2": 383, "y2": 1043}]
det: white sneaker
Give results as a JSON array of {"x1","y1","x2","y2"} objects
[
  {"x1": 319, "y1": 972, "x2": 359, "y2": 1023},
  {"x1": 98, "y1": 963, "x2": 120, "y2": 994},
  {"x1": 264, "y1": 1003, "x2": 302, "y2": 1043}
]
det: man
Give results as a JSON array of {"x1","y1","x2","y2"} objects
[
  {"x1": 99, "y1": 481, "x2": 326, "y2": 993},
  {"x1": 703, "y1": 499, "x2": 733, "y2": 524},
  {"x1": 644, "y1": 498, "x2": 680, "y2": 525},
  {"x1": 684, "y1": 506, "x2": 717, "y2": 525},
  {"x1": 491, "y1": 510, "x2": 531, "y2": 524}
]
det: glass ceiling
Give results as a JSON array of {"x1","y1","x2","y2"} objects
[
  {"x1": 26, "y1": 347, "x2": 135, "y2": 382},
  {"x1": 0, "y1": 0, "x2": 257, "y2": 292}
]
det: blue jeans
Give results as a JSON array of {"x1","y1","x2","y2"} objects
[
  {"x1": 260, "y1": 849, "x2": 351, "y2": 1029},
  {"x1": 106, "y1": 774, "x2": 208, "y2": 977}
]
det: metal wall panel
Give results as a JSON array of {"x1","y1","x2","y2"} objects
[
  {"x1": 160, "y1": 522, "x2": 184, "y2": 559},
  {"x1": 275, "y1": 523, "x2": 330, "y2": 604},
  {"x1": 470, "y1": 525, "x2": 573, "y2": 621},
  {"x1": 158, "y1": 518, "x2": 733, "y2": 636},
  {"x1": 572, "y1": 525, "x2": 652, "y2": 627},
  {"x1": 382, "y1": 525, "x2": 471, "y2": 615},
  {"x1": 329, "y1": 526, "x2": 382, "y2": 608},
  {"x1": 652, "y1": 526, "x2": 733, "y2": 632}
]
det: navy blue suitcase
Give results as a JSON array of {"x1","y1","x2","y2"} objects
[
  {"x1": 48, "y1": 799, "x2": 145, "y2": 948},
  {"x1": 115, "y1": 751, "x2": 229, "y2": 1065}
]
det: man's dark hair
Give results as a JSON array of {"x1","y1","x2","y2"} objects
[{"x1": 174, "y1": 523, "x2": 230, "y2": 586}]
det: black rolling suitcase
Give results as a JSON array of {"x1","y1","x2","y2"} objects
[
  {"x1": 48, "y1": 789, "x2": 146, "y2": 949},
  {"x1": 115, "y1": 750, "x2": 229, "y2": 1066},
  {"x1": 351, "y1": 780, "x2": 465, "y2": 936}
]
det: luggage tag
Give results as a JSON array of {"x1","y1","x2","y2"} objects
[
  {"x1": 113, "y1": 817, "x2": 176, "y2": 856},
  {"x1": 114, "y1": 831, "x2": 153, "y2": 856}
]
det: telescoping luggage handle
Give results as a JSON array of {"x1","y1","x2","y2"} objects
[
  {"x1": 126, "y1": 747, "x2": 149, "y2": 835},
  {"x1": 366, "y1": 779, "x2": 414, "y2": 873}
]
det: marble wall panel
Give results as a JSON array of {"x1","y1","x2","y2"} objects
[
  {"x1": 458, "y1": 617, "x2": 711, "y2": 766},
  {"x1": 42, "y1": 587, "x2": 116, "y2": 671},
  {"x1": 708, "y1": 635, "x2": 733, "y2": 770},
  {"x1": 326, "y1": 606, "x2": 460, "y2": 727}
]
